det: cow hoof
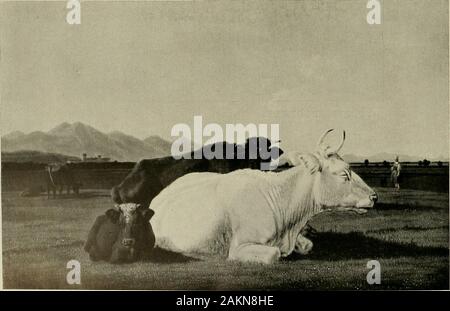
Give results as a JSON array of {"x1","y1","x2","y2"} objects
[{"x1": 266, "y1": 248, "x2": 281, "y2": 264}]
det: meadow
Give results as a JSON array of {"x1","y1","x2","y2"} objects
[{"x1": 2, "y1": 187, "x2": 448, "y2": 290}]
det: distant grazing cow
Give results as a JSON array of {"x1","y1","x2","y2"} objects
[
  {"x1": 46, "y1": 164, "x2": 81, "y2": 198},
  {"x1": 149, "y1": 130, "x2": 378, "y2": 264},
  {"x1": 84, "y1": 203, "x2": 155, "y2": 263},
  {"x1": 20, "y1": 185, "x2": 45, "y2": 197},
  {"x1": 111, "y1": 137, "x2": 283, "y2": 207}
]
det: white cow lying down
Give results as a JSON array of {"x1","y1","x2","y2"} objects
[{"x1": 149, "y1": 130, "x2": 377, "y2": 264}]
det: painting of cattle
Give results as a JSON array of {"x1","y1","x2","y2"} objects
[
  {"x1": 1, "y1": 127, "x2": 448, "y2": 289},
  {"x1": 150, "y1": 130, "x2": 378, "y2": 263},
  {"x1": 1, "y1": 0, "x2": 448, "y2": 295}
]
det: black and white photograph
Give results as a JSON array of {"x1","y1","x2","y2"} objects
[{"x1": 0, "y1": 0, "x2": 449, "y2": 292}]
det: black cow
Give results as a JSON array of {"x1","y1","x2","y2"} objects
[
  {"x1": 111, "y1": 137, "x2": 283, "y2": 207},
  {"x1": 46, "y1": 164, "x2": 81, "y2": 198},
  {"x1": 84, "y1": 204, "x2": 155, "y2": 263}
]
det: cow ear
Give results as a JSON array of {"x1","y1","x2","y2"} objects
[
  {"x1": 299, "y1": 154, "x2": 322, "y2": 174},
  {"x1": 141, "y1": 209, "x2": 155, "y2": 221},
  {"x1": 105, "y1": 209, "x2": 120, "y2": 224},
  {"x1": 269, "y1": 151, "x2": 303, "y2": 168}
]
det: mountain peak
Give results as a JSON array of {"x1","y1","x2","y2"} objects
[
  {"x1": 48, "y1": 122, "x2": 101, "y2": 137},
  {"x1": 72, "y1": 121, "x2": 92, "y2": 129},
  {"x1": 48, "y1": 122, "x2": 74, "y2": 135},
  {"x1": 2, "y1": 122, "x2": 173, "y2": 161}
]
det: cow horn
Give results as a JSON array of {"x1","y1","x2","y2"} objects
[
  {"x1": 327, "y1": 130, "x2": 346, "y2": 155},
  {"x1": 336, "y1": 130, "x2": 346, "y2": 153},
  {"x1": 317, "y1": 129, "x2": 334, "y2": 147}
]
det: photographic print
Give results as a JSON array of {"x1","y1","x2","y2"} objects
[{"x1": 0, "y1": 0, "x2": 448, "y2": 292}]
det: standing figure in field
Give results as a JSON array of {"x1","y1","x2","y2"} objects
[{"x1": 391, "y1": 156, "x2": 401, "y2": 190}]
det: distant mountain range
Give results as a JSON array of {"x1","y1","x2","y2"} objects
[
  {"x1": 1, "y1": 122, "x2": 172, "y2": 162},
  {"x1": 1, "y1": 122, "x2": 447, "y2": 163}
]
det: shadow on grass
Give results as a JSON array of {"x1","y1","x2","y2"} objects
[
  {"x1": 374, "y1": 202, "x2": 444, "y2": 211},
  {"x1": 367, "y1": 225, "x2": 448, "y2": 234},
  {"x1": 286, "y1": 231, "x2": 448, "y2": 261},
  {"x1": 143, "y1": 247, "x2": 200, "y2": 264}
]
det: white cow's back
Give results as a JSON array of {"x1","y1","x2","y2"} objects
[
  {"x1": 149, "y1": 168, "x2": 298, "y2": 257},
  {"x1": 150, "y1": 172, "x2": 229, "y2": 253}
]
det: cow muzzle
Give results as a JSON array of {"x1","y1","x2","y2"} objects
[
  {"x1": 355, "y1": 197, "x2": 375, "y2": 209},
  {"x1": 370, "y1": 193, "x2": 378, "y2": 203}
]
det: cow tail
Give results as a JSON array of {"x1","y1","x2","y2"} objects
[{"x1": 47, "y1": 167, "x2": 56, "y2": 187}]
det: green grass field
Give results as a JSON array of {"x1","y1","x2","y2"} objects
[{"x1": 2, "y1": 187, "x2": 449, "y2": 290}]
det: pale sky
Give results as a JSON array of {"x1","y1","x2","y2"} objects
[{"x1": 1, "y1": 0, "x2": 448, "y2": 159}]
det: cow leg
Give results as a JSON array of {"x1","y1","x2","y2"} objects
[
  {"x1": 228, "y1": 243, "x2": 281, "y2": 264},
  {"x1": 294, "y1": 234, "x2": 313, "y2": 255}
]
